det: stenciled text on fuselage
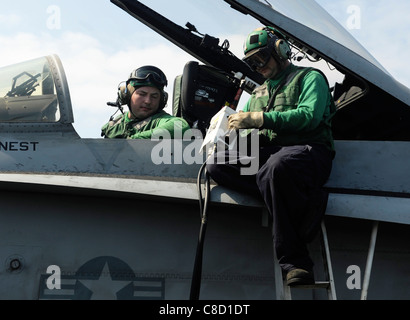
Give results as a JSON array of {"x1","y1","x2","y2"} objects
[{"x1": 0, "y1": 141, "x2": 39, "y2": 152}]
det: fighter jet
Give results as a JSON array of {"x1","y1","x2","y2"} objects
[{"x1": 0, "y1": 0, "x2": 409, "y2": 300}]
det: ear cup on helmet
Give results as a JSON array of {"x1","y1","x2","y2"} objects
[
  {"x1": 117, "y1": 82, "x2": 131, "y2": 106},
  {"x1": 275, "y1": 39, "x2": 291, "y2": 60},
  {"x1": 162, "y1": 91, "x2": 168, "y2": 110},
  {"x1": 262, "y1": 26, "x2": 291, "y2": 61}
]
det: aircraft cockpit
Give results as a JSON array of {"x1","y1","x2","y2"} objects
[{"x1": 0, "y1": 55, "x2": 76, "y2": 135}]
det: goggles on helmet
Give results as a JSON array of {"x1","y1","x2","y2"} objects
[
  {"x1": 128, "y1": 66, "x2": 168, "y2": 89},
  {"x1": 243, "y1": 48, "x2": 272, "y2": 71}
]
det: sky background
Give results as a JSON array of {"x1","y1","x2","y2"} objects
[{"x1": 0, "y1": 0, "x2": 409, "y2": 138}]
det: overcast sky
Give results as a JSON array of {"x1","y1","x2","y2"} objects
[{"x1": 0, "y1": 0, "x2": 409, "y2": 138}]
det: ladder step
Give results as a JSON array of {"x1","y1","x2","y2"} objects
[{"x1": 274, "y1": 220, "x2": 337, "y2": 299}]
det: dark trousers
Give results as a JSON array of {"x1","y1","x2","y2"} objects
[{"x1": 206, "y1": 144, "x2": 333, "y2": 272}]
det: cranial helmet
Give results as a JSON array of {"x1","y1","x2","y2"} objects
[
  {"x1": 243, "y1": 26, "x2": 291, "y2": 71},
  {"x1": 118, "y1": 65, "x2": 169, "y2": 109}
]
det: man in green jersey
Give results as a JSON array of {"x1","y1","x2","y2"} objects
[
  {"x1": 102, "y1": 65, "x2": 190, "y2": 139},
  {"x1": 207, "y1": 27, "x2": 336, "y2": 286}
]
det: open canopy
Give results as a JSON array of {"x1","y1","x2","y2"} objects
[
  {"x1": 112, "y1": 0, "x2": 410, "y2": 141},
  {"x1": 225, "y1": 0, "x2": 410, "y2": 106}
]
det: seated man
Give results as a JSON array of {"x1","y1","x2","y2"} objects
[
  {"x1": 206, "y1": 27, "x2": 336, "y2": 286},
  {"x1": 102, "y1": 65, "x2": 190, "y2": 139}
]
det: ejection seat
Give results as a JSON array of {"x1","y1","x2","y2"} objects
[{"x1": 172, "y1": 61, "x2": 240, "y2": 136}]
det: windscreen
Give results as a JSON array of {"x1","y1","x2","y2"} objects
[{"x1": 0, "y1": 56, "x2": 60, "y2": 122}]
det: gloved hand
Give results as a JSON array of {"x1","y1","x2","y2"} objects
[{"x1": 228, "y1": 111, "x2": 264, "y2": 130}]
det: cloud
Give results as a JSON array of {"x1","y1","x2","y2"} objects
[
  {"x1": 57, "y1": 36, "x2": 195, "y2": 138},
  {"x1": 0, "y1": 28, "x2": 344, "y2": 138},
  {"x1": 0, "y1": 30, "x2": 196, "y2": 138},
  {"x1": 1, "y1": 0, "x2": 409, "y2": 139},
  {"x1": 0, "y1": 14, "x2": 22, "y2": 28}
]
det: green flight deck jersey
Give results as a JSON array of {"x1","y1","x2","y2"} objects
[
  {"x1": 243, "y1": 64, "x2": 336, "y2": 151},
  {"x1": 101, "y1": 110, "x2": 190, "y2": 139}
]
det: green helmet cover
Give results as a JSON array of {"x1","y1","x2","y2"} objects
[
  {"x1": 243, "y1": 26, "x2": 288, "y2": 56},
  {"x1": 244, "y1": 28, "x2": 270, "y2": 56}
]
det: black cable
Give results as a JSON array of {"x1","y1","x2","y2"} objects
[
  {"x1": 196, "y1": 161, "x2": 207, "y2": 220},
  {"x1": 190, "y1": 147, "x2": 214, "y2": 300}
]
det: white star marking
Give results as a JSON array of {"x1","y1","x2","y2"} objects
[{"x1": 78, "y1": 262, "x2": 133, "y2": 300}]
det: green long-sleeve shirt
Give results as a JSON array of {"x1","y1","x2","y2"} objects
[
  {"x1": 101, "y1": 110, "x2": 190, "y2": 139},
  {"x1": 243, "y1": 64, "x2": 336, "y2": 151}
]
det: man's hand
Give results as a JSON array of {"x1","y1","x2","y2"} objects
[{"x1": 228, "y1": 111, "x2": 264, "y2": 130}]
